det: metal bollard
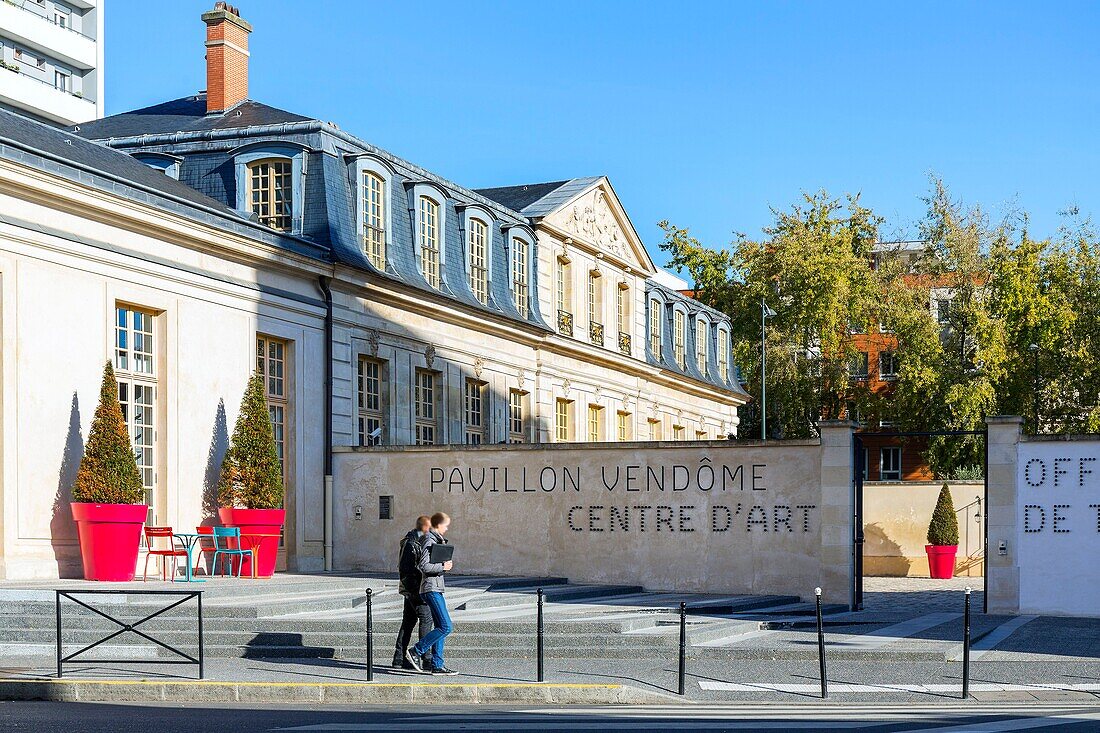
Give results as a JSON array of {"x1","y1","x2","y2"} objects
[
  {"x1": 537, "y1": 588, "x2": 545, "y2": 682},
  {"x1": 815, "y1": 587, "x2": 828, "y2": 699},
  {"x1": 678, "y1": 601, "x2": 687, "y2": 696},
  {"x1": 962, "y1": 587, "x2": 971, "y2": 699},
  {"x1": 365, "y1": 588, "x2": 374, "y2": 682}
]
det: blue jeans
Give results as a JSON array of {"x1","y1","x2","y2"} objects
[{"x1": 412, "y1": 591, "x2": 453, "y2": 669}]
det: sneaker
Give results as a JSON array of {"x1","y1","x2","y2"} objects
[
  {"x1": 404, "y1": 648, "x2": 424, "y2": 673},
  {"x1": 431, "y1": 665, "x2": 459, "y2": 676}
]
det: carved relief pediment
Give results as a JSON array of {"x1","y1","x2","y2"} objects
[{"x1": 545, "y1": 186, "x2": 650, "y2": 271}]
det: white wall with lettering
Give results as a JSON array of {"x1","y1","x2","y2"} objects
[{"x1": 1017, "y1": 440, "x2": 1100, "y2": 615}]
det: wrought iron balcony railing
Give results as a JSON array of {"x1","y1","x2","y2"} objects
[
  {"x1": 557, "y1": 309, "x2": 574, "y2": 337},
  {"x1": 618, "y1": 332, "x2": 632, "y2": 355},
  {"x1": 590, "y1": 321, "x2": 604, "y2": 347}
]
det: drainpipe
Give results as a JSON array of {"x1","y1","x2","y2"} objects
[{"x1": 319, "y1": 275, "x2": 334, "y2": 572}]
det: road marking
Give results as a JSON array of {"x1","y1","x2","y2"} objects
[
  {"x1": 699, "y1": 681, "x2": 1100, "y2": 694},
  {"x1": 276, "y1": 722, "x2": 879, "y2": 731},
  {"x1": 947, "y1": 615, "x2": 1039, "y2": 662},
  {"x1": 831, "y1": 612, "x2": 960, "y2": 651},
  {"x1": 902, "y1": 710, "x2": 1100, "y2": 732}
]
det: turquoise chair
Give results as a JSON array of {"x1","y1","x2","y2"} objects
[{"x1": 212, "y1": 527, "x2": 250, "y2": 578}]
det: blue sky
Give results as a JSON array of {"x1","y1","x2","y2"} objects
[{"x1": 106, "y1": 1, "x2": 1100, "y2": 268}]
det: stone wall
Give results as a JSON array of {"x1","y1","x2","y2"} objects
[{"x1": 332, "y1": 422, "x2": 856, "y2": 606}]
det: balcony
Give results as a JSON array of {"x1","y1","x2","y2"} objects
[
  {"x1": 590, "y1": 321, "x2": 604, "y2": 347},
  {"x1": 0, "y1": 2, "x2": 98, "y2": 70},
  {"x1": 557, "y1": 310, "x2": 574, "y2": 337},
  {"x1": 0, "y1": 64, "x2": 96, "y2": 124},
  {"x1": 618, "y1": 332, "x2": 632, "y2": 356}
]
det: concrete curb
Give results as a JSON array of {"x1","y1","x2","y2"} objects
[{"x1": 0, "y1": 678, "x2": 684, "y2": 705}]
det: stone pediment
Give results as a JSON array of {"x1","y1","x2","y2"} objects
[{"x1": 544, "y1": 183, "x2": 654, "y2": 273}]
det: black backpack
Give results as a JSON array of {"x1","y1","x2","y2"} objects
[{"x1": 397, "y1": 534, "x2": 421, "y2": 581}]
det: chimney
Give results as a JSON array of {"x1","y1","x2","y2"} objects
[{"x1": 202, "y1": 2, "x2": 252, "y2": 114}]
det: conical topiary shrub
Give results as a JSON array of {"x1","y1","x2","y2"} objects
[
  {"x1": 926, "y1": 483, "x2": 959, "y2": 547},
  {"x1": 217, "y1": 371, "x2": 284, "y2": 510},
  {"x1": 72, "y1": 361, "x2": 144, "y2": 505}
]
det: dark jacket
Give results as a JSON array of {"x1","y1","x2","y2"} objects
[
  {"x1": 416, "y1": 530, "x2": 449, "y2": 594},
  {"x1": 397, "y1": 529, "x2": 425, "y2": 597}
]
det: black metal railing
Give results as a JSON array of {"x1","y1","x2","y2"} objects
[
  {"x1": 618, "y1": 332, "x2": 631, "y2": 355},
  {"x1": 55, "y1": 589, "x2": 204, "y2": 679},
  {"x1": 590, "y1": 321, "x2": 604, "y2": 346},
  {"x1": 557, "y1": 309, "x2": 574, "y2": 337}
]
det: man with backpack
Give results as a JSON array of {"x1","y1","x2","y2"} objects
[{"x1": 392, "y1": 515, "x2": 434, "y2": 672}]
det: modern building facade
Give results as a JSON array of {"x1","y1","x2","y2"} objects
[
  {"x1": 0, "y1": 3, "x2": 747, "y2": 579},
  {"x1": 0, "y1": 0, "x2": 103, "y2": 126}
]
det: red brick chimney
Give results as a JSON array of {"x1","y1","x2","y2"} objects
[{"x1": 202, "y1": 2, "x2": 252, "y2": 114}]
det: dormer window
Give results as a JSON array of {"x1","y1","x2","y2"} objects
[
  {"x1": 717, "y1": 327, "x2": 730, "y2": 379},
  {"x1": 362, "y1": 170, "x2": 386, "y2": 269},
  {"x1": 649, "y1": 298, "x2": 662, "y2": 359},
  {"x1": 673, "y1": 309, "x2": 686, "y2": 369},
  {"x1": 248, "y1": 159, "x2": 293, "y2": 231},
  {"x1": 419, "y1": 195, "x2": 441, "y2": 288},
  {"x1": 511, "y1": 236, "x2": 529, "y2": 318},
  {"x1": 468, "y1": 217, "x2": 489, "y2": 304},
  {"x1": 696, "y1": 317, "x2": 709, "y2": 375}
]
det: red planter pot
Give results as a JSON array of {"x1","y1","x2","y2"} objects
[
  {"x1": 70, "y1": 503, "x2": 148, "y2": 582},
  {"x1": 925, "y1": 544, "x2": 959, "y2": 579},
  {"x1": 219, "y1": 507, "x2": 285, "y2": 578}
]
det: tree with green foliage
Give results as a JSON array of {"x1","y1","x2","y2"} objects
[
  {"x1": 72, "y1": 361, "x2": 145, "y2": 505},
  {"x1": 926, "y1": 483, "x2": 960, "y2": 546},
  {"x1": 217, "y1": 371, "x2": 284, "y2": 510}
]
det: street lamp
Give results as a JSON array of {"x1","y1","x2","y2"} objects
[
  {"x1": 1028, "y1": 343, "x2": 1039, "y2": 432},
  {"x1": 761, "y1": 298, "x2": 777, "y2": 440}
]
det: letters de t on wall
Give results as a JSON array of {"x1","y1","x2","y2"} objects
[
  {"x1": 1017, "y1": 440, "x2": 1100, "y2": 615},
  {"x1": 337, "y1": 442, "x2": 833, "y2": 597}
]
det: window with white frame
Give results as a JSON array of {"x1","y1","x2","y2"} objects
[
  {"x1": 673, "y1": 310, "x2": 686, "y2": 368},
  {"x1": 54, "y1": 6, "x2": 71, "y2": 27},
  {"x1": 464, "y1": 378, "x2": 486, "y2": 445},
  {"x1": 717, "y1": 328, "x2": 729, "y2": 378},
  {"x1": 414, "y1": 369, "x2": 438, "y2": 445},
  {"x1": 588, "y1": 271, "x2": 602, "y2": 329},
  {"x1": 879, "y1": 350, "x2": 898, "y2": 380},
  {"x1": 617, "y1": 283, "x2": 630, "y2": 347},
  {"x1": 257, "y1": 335, "x2": 291, "y2": 485},
  {"x1": 587, "y1": 405, "x2": 603, "y2": 442},
  {"x1": 508, "y1": 389, "x2": 526, "y2": 443},
  {"x1": 357, "y1": 357, "x2": 385, "y2": 445},
  {"x1": 555, "y1": 398, "x2": 573, "y2": 442},
  {"x1": 115, "y1": 305, "x2": 158, "y2": 522},
  {"x1": 696, "y1": 318, "x2": 709, "y2": 374},
  {"x1": 248, "y1": 159, "x2": 293, "y2": 231},
  {"x1": 880, "y1": 446, "x2": 902, "y2": 481},
  {"x1": 649, "y1": 300, "x2": 662, "y2": 358},
  {"x1": 648, "y1": 418, "x2": 662, "y2": 441},
  {"x1": 362, "y1": 170, "x2": 386, "y2": 269},
  {"x1": 419, "y1": 196, "x2": 441, "y2": 288},
  {"x1": 617, "y1": 411, "x2": 631, "y2": 441},
  {"x1": 511, "y1": 237, "x2": 529, "y2": 317},
  {"x1": 468, "y1": 218, "x2": 489, "y2": 304},
  {"x1": 55, "y1": 70, "x2": 70, "y2": 93}
]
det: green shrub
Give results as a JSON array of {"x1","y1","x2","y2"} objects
[
  {"x1": 217, "y1": 371, "x2": 284, "y2": 509},
  {"x1": 72, "y1": 362, "x2": 145, "y2": 505},
  {"x1": 926, "y1": 483, "x2": 959, "y2": 546}
]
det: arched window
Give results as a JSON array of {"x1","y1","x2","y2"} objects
[
  {"x1": 468, "y1": 217, "x2": 489, "y2": 304},
  {"x1": 362, "y1": 170, "x2": 386, "y2": 269},
  {"x1": 717, "y1": 327, "x2": 730, "y2": 379},
  {"x1": 648, "y1": 298, "x2": 662, "y2": 359},
  {"x1": 248, "y1": 158, "x2": 293, "y2": 231},
  {"x1": 511, "y1": 236, "x2": 530, "y2": 317},
  {"x1": 696, "y1": 317, "x2": 709, "y2": 375},
  {"x1": 419, "y1": 195, "x2": 441, "y2": 288},
  {"x1": 673, "y1": 308, "x2": 687, "y2": 369}
]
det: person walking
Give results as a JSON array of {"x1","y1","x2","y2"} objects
[
  {"x1": 392, "y1": 515, "x2": 434, "y2": 671},
  {"x1": 405, "y1": 512, "x2": 457, "y2": 675}
]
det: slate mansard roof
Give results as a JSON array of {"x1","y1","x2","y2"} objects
[{"x1": 65, "y1": 94, "x2": 745, "y2": 396}]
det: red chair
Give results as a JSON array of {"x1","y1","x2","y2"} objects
[
  {"x1": 193, "y1": 526, "x2": 217, "y2": 576},
  {"x1": 143, "y1": 527, "x2": 188, "y2": 582}
]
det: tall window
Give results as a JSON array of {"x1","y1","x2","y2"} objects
[
  {"x1": 880, "y1": 446, "x2": 902, "y2": 481},
  {"x1": 673, "y1": 310, "x2": 686, "y2": 368},
  {"x1": 55, "y1": 70, "x2": 70, "y2": 93},
  {"x1": 115, "y1": 305, "x2": 158, "y2": 521},
  {"x1": 419, "y1": 196, "x2": 441, "y2": 288},
  {"x1": 464, "y1": 379, "x2": 486, "y2": 445},
  {"x1": 555, "y1": 398, "x2": 573, "y2": 442},
  {"x1": 588, "y1": 272, "x2": 602, "y2": 329},
  {"x1": 508, "y1": 390, "x2": 526, "y2": 443},
  {"x1": 468, "y1": 218, "x2": 489, "y2": 304},
  {"x1": 357, "y1": 357, "x2": 385, "y2": 445},
  {"x1": 879, "y1": 351, "x2": 898, "y2": 380},
  {"x1": 617, "y1": 411, "x2": 632, "y2": 441},
  {"x1": 587, "y1": 405, "x2": 603, "y2": 442},
  {"x1": 556, "y1": 257, "x2": 573, "y2": 335},
  {"x1": 696, "y1": 319, "x2": 709, "y2": 374},
  {"x1": 414, "y1": 369, "x2": 438, "y2": 445},
  {"x1": 362, "y1": 171, "x2": 386, "y2": 269},
  {"x1": 617, "y1": 285, "x2": 630, "y2": 343},
  {"x1": 849, "y1": 351, "x2": 869, "y2": 380},
  {"x1": 248, "y1": 159, "x2": 293, "y2": 231},
  {"x1": 718, "y1": 329, "x2": 729, "y2": 378},
  {"x1": 511, "y1": 238, "x2": 529, "y2": 318},
  {"x1": 649, "y1": 300, "x2": 662, "y2": 358},
  {"x1": 256, "y1": 336, "x2": 291, "y2": 483},
  {"x1": 648, "y1": 418, "x2": 662, "y2": 441}
]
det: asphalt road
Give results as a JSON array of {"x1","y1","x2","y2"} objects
[{"x1": 5, "y1": 701, "x2": 1100, "y2": 732}]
